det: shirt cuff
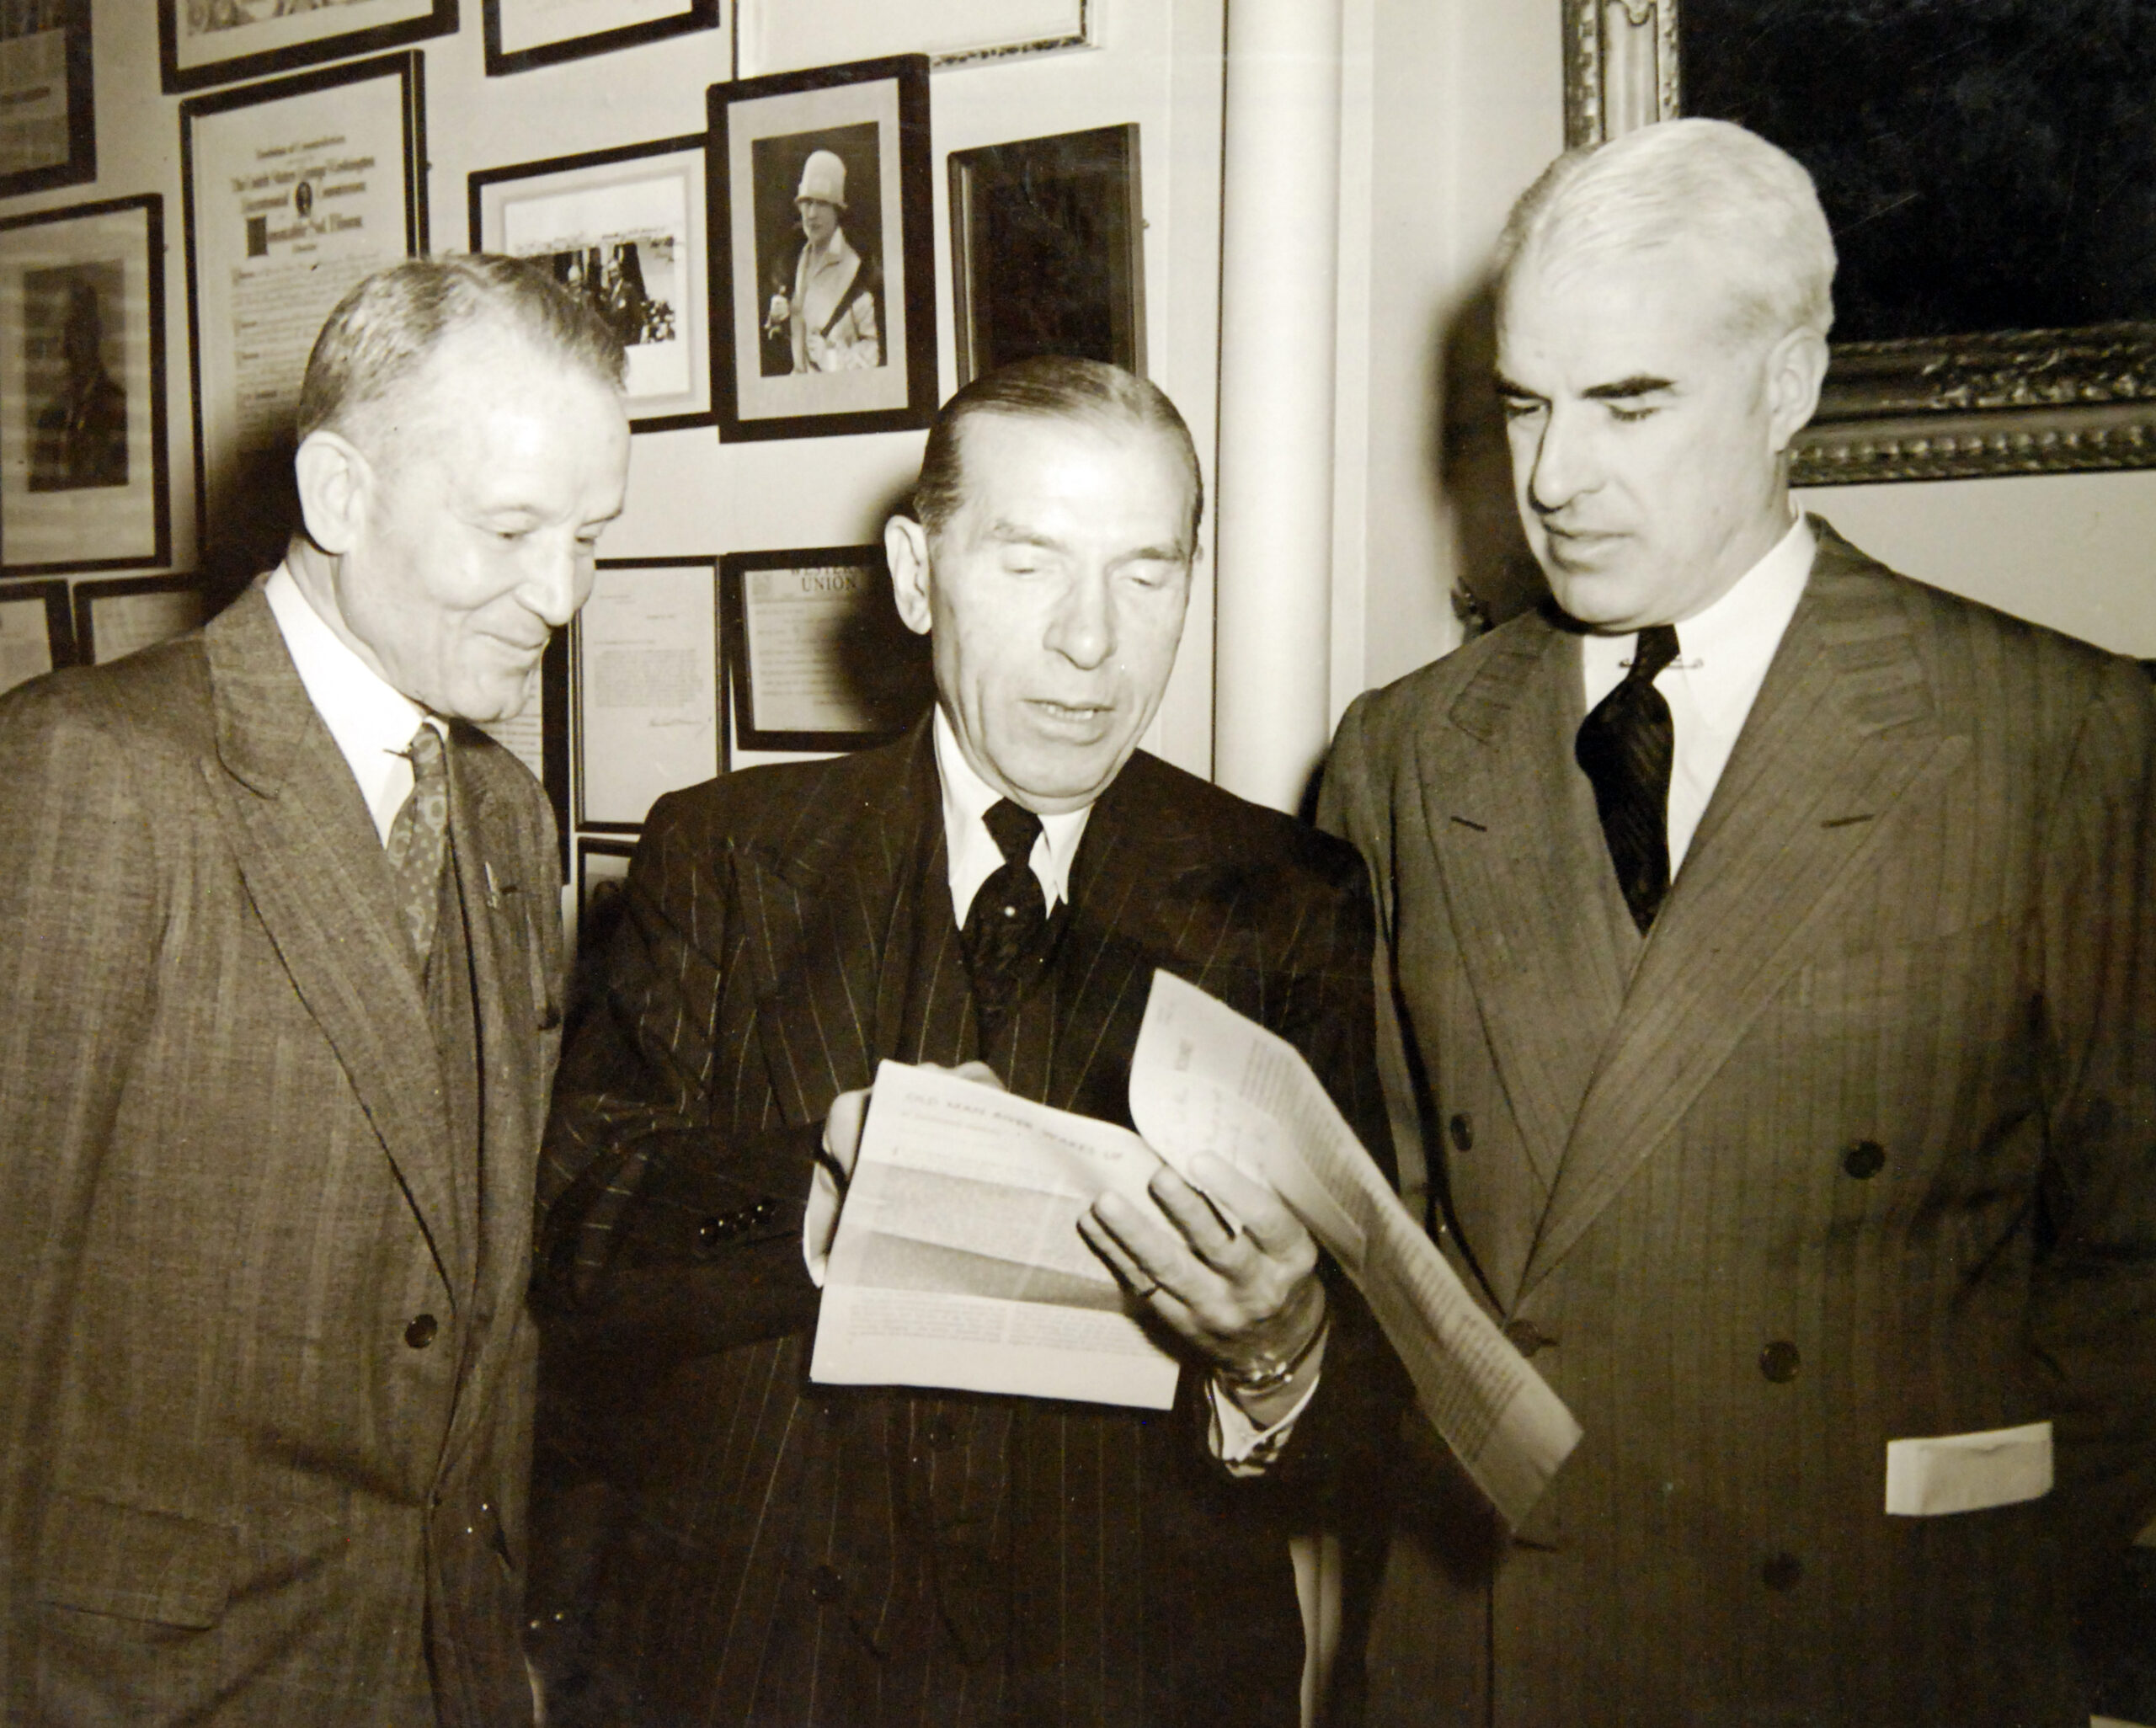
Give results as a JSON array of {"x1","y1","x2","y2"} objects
[
  {"x1": 1207, "y1": 1341, "x2": 1326, "y2": 1477},
  {"x1": 802, "y1": 1155, "x2": 842, "y2": 1288}
]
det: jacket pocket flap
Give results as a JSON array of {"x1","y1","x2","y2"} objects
[{"x1": 37, "y1": 1492, "x2": 234, "y2": 1629}]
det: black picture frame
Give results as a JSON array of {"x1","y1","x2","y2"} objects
[
  {"x1": 949, "y1": 124, "x2": 1144, "y2": 387},
  {"x1": 0, "y1": 578, "x2": 77, "y2": 695},
  {"x1": 571, "y1": 557, "x2": 725, "y2": 833},
  {"x1": 0, "y1": 0, "x2": 94, "y2": 199},
  {"x1": 708, "y1": 54, "x2": 936, "y2": 442},
  {"x1": 574, "y1": 835, "x2": 636, "y2": 925},
  {"x1": 470, "y1": 132, "x2": 713, "y2": 432},
  {"x1": 721, "y1": 543, "x2": 933, "y2": 753},
  {"x1": 483, "y1": 0, "x2": 719, "y2": 76},
  {"x1": 160, "y1": 0, "x2": 455, "y2": 96},
  {"x1": 1563, "y1": 0, "x2": 2156, "y2": 484},
  {"x1": 72, "y1": 573, "x2": 210, "y2": 665},
  {"x1": 181, "y1": 52, "x2": 426, "y2": 572},
  {"x1": 0, "y1": 194, "x2": 171, "y2": 576}
]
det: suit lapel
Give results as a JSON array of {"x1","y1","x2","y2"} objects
[
  {"x1": 203, "y1": 585, "x2": 466, "y2": 1299},
  {"x1": 1519, "y1": 536, "x2": 1968, "y2": 1297}
]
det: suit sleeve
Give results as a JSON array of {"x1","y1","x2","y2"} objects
[
  {"x1": 0, "y1": 683, "x2": 163, "y2": 1714},
  {"x1": 534, "y1": 791, "x2": 822, "y2": 1354},
  {"x1": 2027, "y1": 659, "x2": 2156, "y2": 1559}
]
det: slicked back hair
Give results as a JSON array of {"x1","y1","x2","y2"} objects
[
  {"x1": 910, "y1": 356, "x2": 1203, "y2": 549},
  {"x1": 1497, "y1": 117, "x2": 1837, "y2": 347},
  {"x1": 295, "y1": 253, "x2": 626, "y2": 455}
]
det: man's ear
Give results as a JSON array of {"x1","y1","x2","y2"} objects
[
  {"x1": 293, "y1": 428, "x2": 371, "y2": 557},
  {"x1": 1764, "y1": 326, "x2": 1829, "y2": 455},
  {"x1": 885, "y1": 514, "x2": 933, "y2": 637}
]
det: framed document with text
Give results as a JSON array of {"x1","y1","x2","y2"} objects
[
  {"x1": 721, "y1": 544, "x2": 932, "y2": 752},
  {"x1": 0, "y1": 195, "x2": 169, "y2": 574},
  {"x1": 182, "y1": 52, "x2": 425, "y2": 563},
  {"x1": 72, "y1": 573, "x2": 210, "y2": 665},
  {"x1": 0, "y1": 0, "x2": 93, "y2": 199},
  {"x1": 483, "y1": 0, "x2": 719, "y2": 76},
  {"x1": 572, "y1": 558, "x2": 723, "y2": 831},
  {"x1": 471, "y1": 134, "x2": 712, "y2": 430},
  {"x1": 0, "y1": 579, "x2": 74, "y2": 694},
  {"x1": 473, "y1": 632, "x2": 569, "y2": 868},
  {"x1": 161, "y1": 0, "x2": 455, "y2": 96}
]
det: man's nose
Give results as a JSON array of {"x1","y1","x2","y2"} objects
[
  {"x1": 1527, "y1": 405, "x2": 1599, "y2": 515},
  {"x1": 1044, "y1": 571, "x2": 1114, "y2": 669},
  {"x1": 519, "y1": 538, "x2": 587, "y2": 629}
]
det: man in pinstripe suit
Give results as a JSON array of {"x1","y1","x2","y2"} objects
[
  {"x1": 0, "y1": 258, "x2": 628, "y2": 1725},
  {"x1": 1322, "y1": 120, "x2": 2156, "y2": 1725},
  {"x1": 531, "y1": 358, "x2": 1404, "y2": 1727}
]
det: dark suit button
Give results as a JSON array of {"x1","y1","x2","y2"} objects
[
  {"x1": 924, "y1": 1414, "x2": 956, "y2": 1450},
  {"x1": 404, "y1": 1313, "x2": 438, "y2": 1349},
  {"x1": 808, "y1": 1564, "x2": 845, "y2": 1605},
  {"x1": 1449, "y1": 1112, "x2": 1474, "y2": 1151},
  {"x1": 1760, "y1": 1552, "x2": 1803, "y2": 1592},
  {"x1": 1759, "y1": 1341, "x2": 1801, "y2": 1383},
  {"x1": 1503, "y1": 1320, "x2": 1550, "y2": 1357},
  {"x1": 1842, "y1": 1139, "x2": 1885, "y2": 1179}
]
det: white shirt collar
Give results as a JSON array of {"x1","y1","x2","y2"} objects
[
  {"x1": 264, "y1": 562, "x2": 432, "y2": 845},
  {"x1": 933, "y1": 707, "x2": 1092, "y2": 925}
]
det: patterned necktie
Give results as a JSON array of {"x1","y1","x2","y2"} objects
[
  {"x1": 961, "y1": 798, "x2": 1049, "y2": 1022},
  {"x1": 1575, "y1": 622, "x2": 1682, "y2": 934},
  {"x1": 385, "y1": 723, "x2": 450, "y2": 963}
]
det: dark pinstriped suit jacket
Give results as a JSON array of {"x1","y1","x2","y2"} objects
[
  {"x1": 532, "y1": 718, "x2": 1404, "y2": 1728},
  {"x1": 1321, "y1": 525, "x2": 2156, "y2": 1727},
  {"x1": 0, "y1": 584, "x2": 563, "y2": 1726}
]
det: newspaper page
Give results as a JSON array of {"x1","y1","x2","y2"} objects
[
  {"x1": 1127, "y1": 969, "x2": 1582, "y2": 1528},
  {"x1": 810, "y1": 1062, "x2": 1181, "y2": 1410}
]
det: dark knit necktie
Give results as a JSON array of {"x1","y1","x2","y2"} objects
[
  {"x1": 962, "y1": 798, "x2": 1049, "y2": 1021},
  {"x1": 385, "y1": 723, "x2": 450, "y2": 963},
  {"x1": 1575, "y1": 623, "x2": 1681, "y2": 934}
]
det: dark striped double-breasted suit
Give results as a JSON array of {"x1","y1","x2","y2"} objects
[
  {"x1": 532, "y1": 717, "x2": 1404, "y2": 1728},
  {"x1": 0, "y1": 582, "x2": 564, "y2": 1724},
  {"x1": 1320, "y1": 525, "x2": 2156, "y2": 1725}
]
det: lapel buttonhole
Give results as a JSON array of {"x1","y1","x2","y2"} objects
[
  {"x1": 1820, "y1": 813, "x2": 1875, "y2": 829},
  {"x1": 1450, "y1": 814, "x2": 1488, "y2": 833}
]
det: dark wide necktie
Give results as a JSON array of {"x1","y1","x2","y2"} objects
[
  {"x1": 961, "y1": 797, "x2": 1050, "y2": 1022},
  {"x1": 385, "y1": 723, "x2": 451, "y2": 963},
  {"x1": 1575, "y1": 622, "x2": 1681, "y2": 934}
]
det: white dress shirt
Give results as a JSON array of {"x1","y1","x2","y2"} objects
[
  {"x1": 264, "y1": 563, "x2": 434, "y2": 845},
  {"x1": 1579, "y1": 513, "x2": 1815, "y2": 876}
]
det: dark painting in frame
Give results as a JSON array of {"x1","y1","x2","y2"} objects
[
  {"x1": 708, "y1": 54, "x2": 936, "y2": 442},
  {"x1": 949, "y1": 123, "x2": 1144, "y2": 387},
  {"x1": 161, "y1": 0, "x2": 456, "y2": 96},
  {"x1": 1563, "y1": 0, "x2": 2156, "y2": 483},
  {"x1": 0, "y1": 577, "x2": 76, "y2": 696},
  {"x1": 0, "y1": 0, "x2": 93, "y2": 199},
  {"x1": 483, "y1": 0, "x2": 719, "y2": 76},
  {"x1": 721, "y1": 543, "x2": 933, "y2": 753}
]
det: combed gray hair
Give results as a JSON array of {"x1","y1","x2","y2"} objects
[
  {"x1": 1496, "y1": 118, "x2": 1837, "y2": 344},
  {"x1": 296, "y1": 253, "x2": 626, "y2": 451}
]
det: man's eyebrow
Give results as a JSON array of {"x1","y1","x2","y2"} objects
[
  {"x1": 984, "y1": 521, "x2": 1064, "y2": 550},
  {"x1": 1492, "y1": 373, "x2": 1540, "y2": 399},
  {"x1": 1584, "y1": 374, "x2": 1677, "y2": 400}
]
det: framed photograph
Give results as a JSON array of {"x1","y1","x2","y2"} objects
[
  {"x1": 709, "y1": 54, "x2": 936, "y2": 442},
  {"x1": 161, "y1": 0, "x2": 455, "y2": 96},
  {"x1": 0, "y1": 578, "x2": 74, "y2": 695},
  {"x1": 471, "y1": 135, "x2": 711, "y2": 431},
  {"x1": 183, "y1": 52, "x2": 425, "y2": 563},
  {"x1": 0, "y1": 195, "x2": 170, "y2": 575},
  {"x1": 574, "y1": 835, "x2": 635, "y2": 927},
  {"x1": 949, "y1": 124, "x2": 1144, "y2": 387},
  {"x1": 1564, "y1": 0, "x2": 2156, "y2": 483},
  {"x1": 72, "y1": 573, "x2": 211, "y2": 664},
  {"x1": 739, "y1": 0, "x2": 1091, "y2": 73},
  {"x1": 483, "y1": 0, "x2": 718, "y2": 76},
  {"x1": 0, "y1": 0, "x2": 94, "y2": 198},
  {"x1": 721, "y1": 544, "x2": 933, "y2": 752},
  {"x1": 573, "y1": 558, "x2": 723, "y2": 832},
  {"x1": 473, "y1": 632, "x2": 570, "y2": 866}
]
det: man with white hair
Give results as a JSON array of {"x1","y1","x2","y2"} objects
[
  {"x1": 764, "y1": 145, "x2": 881, "y2": 373},
  {"x1": 1321, "y1": 118, "x2": 2156, "y2": 1723}
]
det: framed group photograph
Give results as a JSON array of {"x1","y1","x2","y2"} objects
[
  {"x1": 72, "y1": 573, "x2": 211, "y2": 665},
  {"x1": 1565, "y1": 0, "x2": 2156, "y2": 483},
  {"x1": 472, "y1": 134, "x2": 711, "y2": 431},
  {"x1": 483, "y1": 0, "x2": 719, "y2": 76},
  {"x1": 721, "y1": 544, "x2": 933, "y2": 752},
  {"x1": 708, "y1": 54, "x2": 936, "y2": 442},
  {"x1": 161, "y1": 0, "x2": 456, "y2": 95},
  {"x1": 739, "y1": 0, "x2": 1091, "y2": 73},
  {"x1": 573, "y1": 558, "x2": 723, "y2": 831},
  {"x1": 950, "y1": 124, "x2": 1144, "y2": 387},
  {"x1": 0, "y1": 0, "x2": 94, "y2": 199},
  {"x1": 0, "y1": 195, "x2": 170, "y2": 575},
  {"x1": 0, "y1": 579, "x2": 74, "y2": 695},
  {"x1": 183, "y1": 51, "x2": 425, "y2": 560}
]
